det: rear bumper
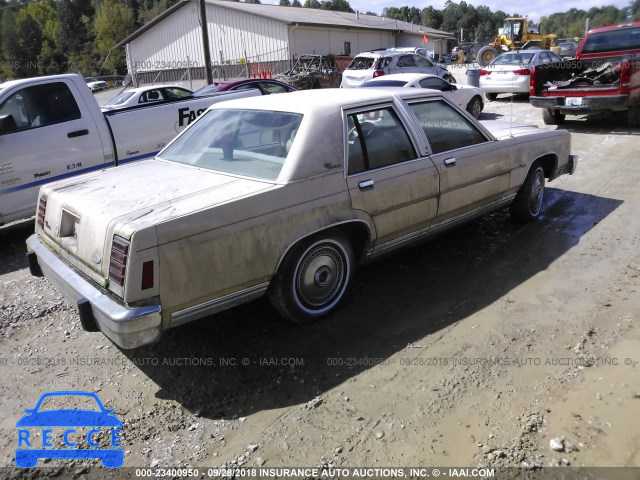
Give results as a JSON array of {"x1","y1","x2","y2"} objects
[
  {"x1": 530, "y1": 94, "x2": 629, "y2": 113},
  {"x1": 26, "y1": 234, "x2": 162, "y2": 349},
  {"x1": 551, "y1": 154, "x2": 578, "y2": 180}
]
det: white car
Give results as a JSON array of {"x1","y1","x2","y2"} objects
[
  {"x1": 479, "y1": 50, "x2": 563, "y2": 100},
  {"x1": 361, "y1": 73, "x2": 484, "y2": 118},
  {"x1": 26, "y1": 88, "x2": 576, "y2": 348},
  {"x1": 84, "y1": 77, "x2": 108, "y2": 92},
  {"x1": 341, "y1": 51, "x2": 455, "y2": 88},
  {"x1": 101, "y1": 85, "x2": 193, "y2": 111}
]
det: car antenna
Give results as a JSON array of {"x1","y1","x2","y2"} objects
[{"x1": 510, "y1": 93, "x2": 514, "y2": 136}]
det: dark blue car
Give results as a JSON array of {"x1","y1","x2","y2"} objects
[{"x1": 15, "y1": 391, "x2": 123, "y2": 468}]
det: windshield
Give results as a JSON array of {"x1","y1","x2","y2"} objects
[
  {"x1": 491, "y1": 52, "x2": 535, "y2": 66},
  {"x1": 195, "y1": 85, "x2": 225, "y2": 96},
  {"x1": 104, "y1": 91, "x2": 135, "y2": 106},
  {"x1": 158, "y1": 109, "x2": 303, "y2": 182}
]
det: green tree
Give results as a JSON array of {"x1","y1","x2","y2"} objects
[
  {"x1": 94, "y1": 0, "x2": 135, "y2": 73},
  {"x1": 303, "y1": 0, "x2": 321, "y2": 8},
  {"x1": 279, "y1": 0, "x2": 291, "y2": 5},
  {"x1": 292, "y1": 0, "x2": 302, "y2": 6}
]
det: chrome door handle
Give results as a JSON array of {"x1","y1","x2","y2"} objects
[
  {"x1": 358, "y1": 179, "x2": 374, "y2": 190},
  {"x1": 444, "y1": 157, "x2": 456, "y2": 166}
]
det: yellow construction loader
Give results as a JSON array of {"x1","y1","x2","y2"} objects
[{"x1": 476, "y1": 17, "x2": 556, "y2": 66}]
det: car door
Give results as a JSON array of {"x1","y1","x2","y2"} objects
[
  {"x1": 406, "y1": 99, "x2": 511, "y2": 223},
  {"x1": 0, "y1": 80, "x2": 107, "y2": 224},
  {"x1": 414, "y1": 55, "x2": 438, "y2": 76},
  {"x1": 345, "y1": 104, "x2": 439, "y2": 246},
  {"x1": 395, "y1": 55, "x2": 417, "y2": 74}
]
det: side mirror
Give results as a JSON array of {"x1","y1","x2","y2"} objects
[{"x1": 0, "y1": 114, "x2": 17, "y2": 135}]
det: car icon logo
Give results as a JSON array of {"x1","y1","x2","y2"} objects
[{"x1": 15, "y1": 391, "x2": 123, "y2": 468}]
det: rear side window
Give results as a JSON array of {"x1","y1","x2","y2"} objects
[
  {"x1": 408, "y1": 100, "x2": 488, "y2": 154},
  {"x1": 581, "y1": 26, "x2": 640, "y2": 54},
  {"x1": 347, "y1": 107, "x2": 417, "y2": 174},
  {"x1": 0, "y1": 82, "x2": 81, "y2": 131}
]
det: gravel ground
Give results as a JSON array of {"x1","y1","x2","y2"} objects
[{"x1": 1, "y1": 82, "x2": 639, "y2": 478}]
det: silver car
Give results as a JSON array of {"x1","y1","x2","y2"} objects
[
  {"x1": 480, "y1": 50, "x2": 563, "y2": 100},
  {"x1": 341, "y1": 51, "x2": 455, "y2": 88},
  {"x1": 27, "y1": 88, "x2": 576, "y2": 348}
]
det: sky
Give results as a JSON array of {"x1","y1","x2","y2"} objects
[{"x1": 262, "y1": 0, "x2": 633, "y2": 22}]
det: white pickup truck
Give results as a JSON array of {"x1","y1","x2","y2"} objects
[{"x1": 0, "y1": 74, "x2": 257, "y2": 225}]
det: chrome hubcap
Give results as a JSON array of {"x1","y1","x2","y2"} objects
[
  {"x1": 296, "y1": 246, "x2": 344, "y2": 309},
  {"x1": 530, "y1": 172, "x2": 544, "y2": 214}
]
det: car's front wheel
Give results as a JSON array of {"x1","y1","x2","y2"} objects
[
  {"x1": 444, "y1": 74, "x2": 456, "y2": 84},
  {"x1": 485, "y1": 92, "x2": 498, "y2": 101},
  {"x1": 466, "y1": 96, "x2": 483, "y2": 118},
  {"x1": 269, "y1": 230, "x2": 355, "y2": 323},
  {"x1": 510, "y1": 162, "x2": 545, "y2": 223}
]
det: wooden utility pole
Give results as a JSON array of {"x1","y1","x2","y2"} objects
[{"x1": 199, "y1": 0, "x2": 213, "y2": 84}]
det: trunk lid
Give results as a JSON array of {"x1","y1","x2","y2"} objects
[{"x1": 39, "y1": 159, "x2": 274, "y2": 279}]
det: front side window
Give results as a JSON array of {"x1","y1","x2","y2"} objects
[
  {"x1": 419, "y1": 77, "x2": 449, "y2": 91},
  {"x1": 347, "y1": 107, "x2": 417, "y2": 175},
  {"x1": 396, "y1": 55, "x2": 415, "y2": 68},
  {"x1": 415, "y1": 56, "x2": 433, "y2": 68},
  {"x1": 0, "y1": 82, "x2": 80, "y2": 131},
  {"x1": 164, "y1": 87, "x2": 192, "y2": 99},
  {"x1": 408, "y1": 100, "x2": 488, "y2": 154},
  {"x1": 259, "y1": 82, "x2": 289, "y2": 94},
  {"x1": 159, "y1": 109, "x2": 303, "y2": 181}
]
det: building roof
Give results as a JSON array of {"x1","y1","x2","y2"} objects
[{"x1": 119, "y1": 0, "x2": 453, "y2": 47}]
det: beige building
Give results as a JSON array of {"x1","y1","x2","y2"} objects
[{"x1": 120, "y1": 0, "x2": 453, "y2": 82}]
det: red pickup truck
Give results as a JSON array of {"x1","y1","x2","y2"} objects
[{"x1": 529, "y1": 21, "x2": 640, "y2": 126}]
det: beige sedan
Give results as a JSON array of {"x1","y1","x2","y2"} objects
[{"x1": 27, "y1": 88, "x2": 577, "y2": 348}]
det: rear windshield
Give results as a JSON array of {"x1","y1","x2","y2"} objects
[
  {"x1": 347, "y1": 56, "x2": 377, "y2": 70},
  {"x1": 581, "y1": 26, "x2": 640, "y2": 54},
  {"x1": 104, "y1": 91, "x2": 135, "y2": 106},
  {"x1": 361, "y1": 80, "x2": 408, "y2": 87},
  {"x1": 158, "y1": 109, "x2": 303, "y2": 182},
  {"x1": 491, "y1": 52, "x2": 535, "y2": 66}
]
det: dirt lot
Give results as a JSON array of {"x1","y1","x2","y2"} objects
[{"x1": 1, "y1": 83, "x2": 639, "y2": 477}]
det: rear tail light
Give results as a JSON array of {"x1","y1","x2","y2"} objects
[
  {"x1": 108, "y1": 236, "x2": 129, "y2": 286},
  {"x1": 480, "y1": 70, "x2": 491, "y2": 76},
  {"x1": 619, "y1": 61, "x2": 631, "y2": 94},
  {"x1": 513, "y1": 69, "x2": 531, "y2": 75},
  {"x1": 36, "y1": 195, "x2": 47, "y2": 229},
  {"x1": 141, "y1": 261, "x2": 154, "y2": 290},
  {"x1": 530, "y1": 66, "x2": 536, "y2": 96},
  {"x1": 373, "y1": 70, "x2": 385, "y2": 78}
]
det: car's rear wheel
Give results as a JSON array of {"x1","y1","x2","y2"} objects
[
  {"x1": 542, "y1": 108, "x2": 566, "y2": 125},
  {"x1": 485, "y1": 92, "x2": 498, "y2": 101},
  {"x1": 269, "y1": 230, "x2": 354, "y2": 323},
  {"x1": 444, "y1": 74, "x2": 456, "y2": 84},
  {"x1": 510, "y1": 162, "x2": 545, "y2": 223},
  {"x1": 466, "y1": 96, "x2": 483, "y2": 118}
]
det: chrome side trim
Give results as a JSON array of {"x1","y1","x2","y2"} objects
[
  {"x1": 171, "y1": 282, "x2": 269, "y2": 327},
  {"x1": 369, "y1": 195, "x2": 516, "y2": 258}
]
